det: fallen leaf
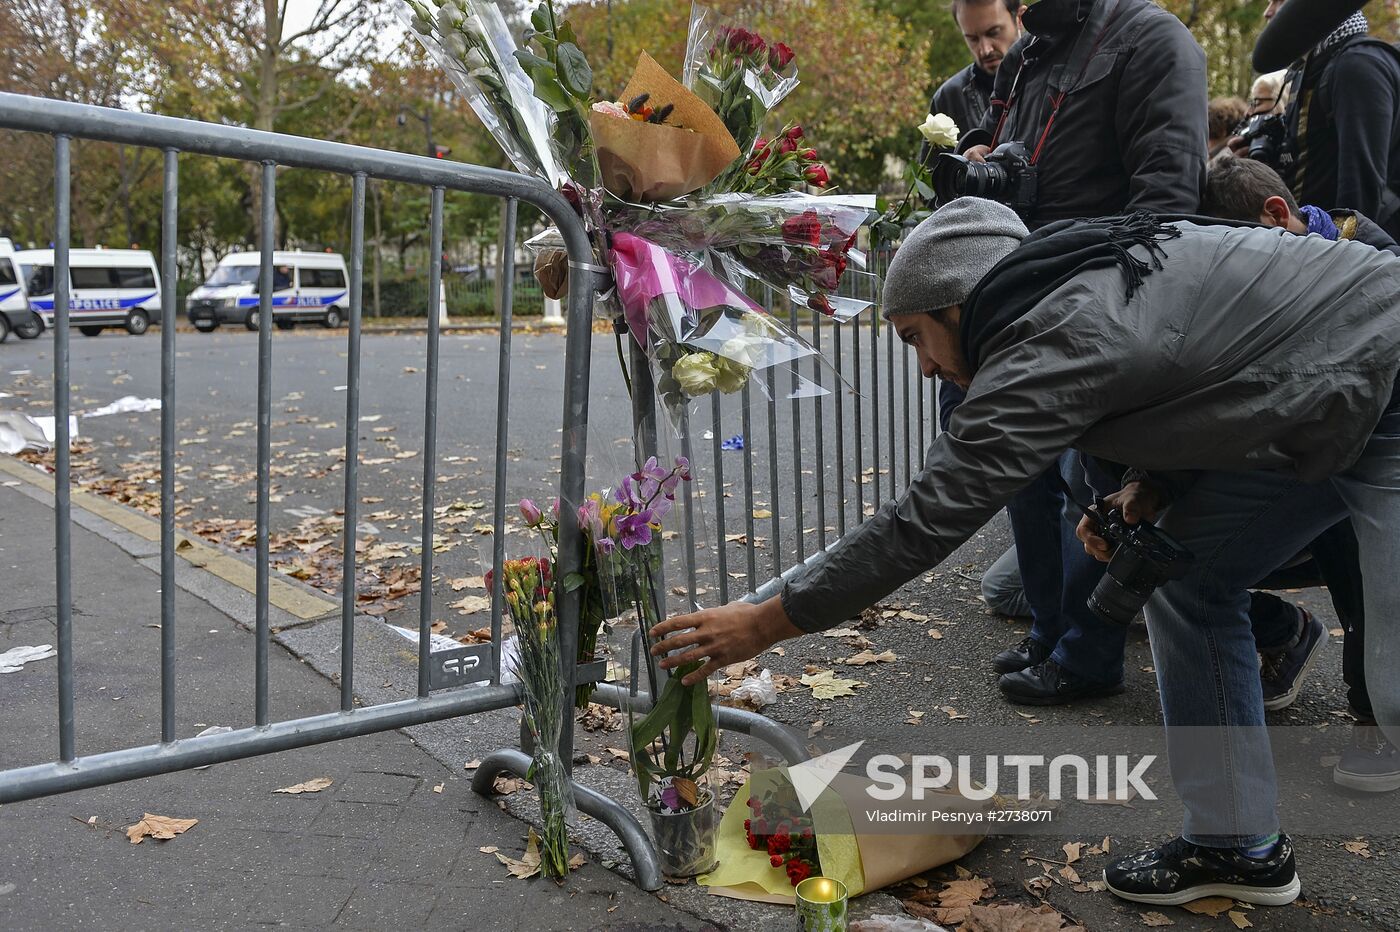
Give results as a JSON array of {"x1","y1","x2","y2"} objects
[
  {"x1": 1140, "y1": 913, "x2": 1174, "y2": 927},
  {"x1": 273, "y1": 777, "x2": 333, "y2": 795},
  {"x1": 961, "y1": 903, "x2": 1064, "y2": 932},
  {"x1": 940, "y1": 705, "x2": 970, "y2": 720},
  {"x1": 842, "y1": 649, "x2": 897, "y2": 666},
  {"x1": 752, "y1": 509, "x2": 772, "y2": 519},
  {"x1": 927, "y1": 628, "x2": 944, "y2": 639},
  {"x1": 1063, "y1": 841, "x2": 1083, "y2": 864},
  {"x1": 821, "y1": 628, "x2": 862, "y2": 638},
  {"x1": 449, "y1": 576, "x2": 485, "y2": 591},
  {"x1": 1181, "y1": 897, "x2": 1235, "y2": 918},
  {"x1": 1228, "y1": 911, "x2": 1253, "y2": 930},
  {"x1": 451, "y1": 595, "x2": 491, "y2": 615},
  {"x1": 1023, "y1": 874, "x2": 1054, "y2": 898},
  {"x1": 492, "y1": 775, "x2": 531, "y2": 795},
  {"x1": 800, "y1": 670, "x2": 865, "y2": 700},
  {"x1": 494, "y1": 829, "x2": 542, "y2": 879},
  {"x1": 478, "y1": 845, "x2": 499, "y2": 854},
  {"x1": 432, "y1": 783, "x2": 444, "y2": 794},
  {"x1": 569, "y1": 852, "x2": 586, "y2": 871},
  {"x1": 1343, "y1": 838, "x2": 1372, "y2": 858},
  {"x1": 807, "y1": 720, "x2": 825, "y2": 738},
  {"x1": 125, "y1": 813, "x2": 198, "y2": 844},
  {"x1": 938, "y1": 877, "x2": 990, "y2": 908},
  {"x1": 463, "y1": 759, "x2": 482, "y2": 771},
  {"x1": 1058, "y1": 865, "x2": 1081, "y2": 884},
  {"x1": 906, "y1": 710, "x2": 925, "y2": 725},
  {"x1": 898, "y1": 610, "x2": 930, "y2": 622}
]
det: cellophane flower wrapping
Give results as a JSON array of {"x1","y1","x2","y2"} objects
[
  {"x1": 402, "y1": 0, "x2": 564, "y2": 185},
  {"x1": 682, "y1": 3, "x2": 800, "y2": 161},
  {"x1": 496, "y1": 552, "x2": 577, "y2": 878},
  {"x1": 609, "y1": 232, "x2": 826, "y2": 429},
  {"x1": 612, "y1": 193, "x2": 877, "y2": 323}
]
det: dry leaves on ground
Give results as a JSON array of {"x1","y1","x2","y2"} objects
[
  {"x1": 492, "y1": 829, "x2": 585, "y2": 880},
  {"x1": 1228, "y1": 911, "x2": 1253, "y2": 930},
  {"x1": 492, "y1": 774, "x2": 531, "y2": 795},
  {"x1": 800, "y1": 670, "x2": 865, "y2": 700},
  {"x1": 451, "y1": 594, "x2": 491, "y2": 615},
  {"x1": 273, "y1": 777, "x2": 333, "y2": 795},
  {"x1": 842, "y1": 649, "x2": 897, "y2": 666},
  {"x1": 963, "y1": 903, "x2": 1081, "y2": 932},
  {"x1": 1140, "y1": 913, "x2": 1174, "y2": 927},
  {"x1": 1343, "y1": 838, "x2": 1372, "y2": 858},
  {"x1": 125, "y1": 813, "x2": 198, "y2": 844}
]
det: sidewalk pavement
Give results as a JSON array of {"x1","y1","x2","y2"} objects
[{"x1": 0, "y1": 478, "x2": 713, "y2": 931}]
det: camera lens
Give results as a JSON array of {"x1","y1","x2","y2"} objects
[
  {"x1": 1087, "y1": 574, "x2": 1149, "y2": 626},
  {"x1": 931, "y1": 153, "x2": 1010, "y2": 205}
]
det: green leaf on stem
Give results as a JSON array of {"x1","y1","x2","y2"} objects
[{"x1": 556, "y1": 42, "x2": 593, "y2": 98}]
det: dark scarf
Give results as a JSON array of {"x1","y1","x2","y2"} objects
[{"x1": 960, "y1": 211, "x2": 1183, "y2": 371}]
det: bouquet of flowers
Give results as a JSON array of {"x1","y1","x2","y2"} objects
[
  {"x1": 744, "y1": 781, "x2": 820, "y2": 887},
  {"x1": 494, "y1": 555, "x2": 574, "y2": 879},
  {"x1": 405, "y1": 0, "x2": 879, "y2": 432}
]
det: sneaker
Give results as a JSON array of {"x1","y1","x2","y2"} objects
[
  {"x1": 998, "y1": 659, "x2": 1125, "y2": 706},
  {"x1": 992, "y1": 636, "x2": 1052, "y2": 675},
  {"x1": 1333, "y1": 723, "x2": 1400, "y2": 792},
  {"x1": 1260, "y1": 608, "x2": 1326, "y2": 711},
  {"x1": 1105, "y1": 834, "x2": 1301, "y2": 907}
]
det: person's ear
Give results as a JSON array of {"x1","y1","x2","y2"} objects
[
  {"x1": 1261, "y1": 196, "x2": 1292, "y2": 228},
  {"x1": 1016, "y1": 5, "x2": 1028, "y2": 27}
]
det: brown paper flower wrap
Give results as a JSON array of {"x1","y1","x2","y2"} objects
[{"x1": 589, "y1": 52, "x2": 741, "y2": 203}]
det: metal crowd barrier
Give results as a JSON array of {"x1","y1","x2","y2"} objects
[{"x1": 0, "y1": 92, "x2": 834, "y2": 892}]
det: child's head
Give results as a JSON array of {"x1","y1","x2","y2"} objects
[{"x1": 1202, "y1": 158, "x2": 1304, "y2": 232}]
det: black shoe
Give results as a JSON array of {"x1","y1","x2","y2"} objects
[
  {"x1": 992, "y1": 636, "x2": 1052, "y2": 675},
  {"x1": 1334, "y1": 723, "x2": 1400, "y2": 792},
  {"x1": 1260, "y1": 608, "x2": 1326, "y2": 711},
  {"x1": 1105, "y1": 834, "x2": 1301, "y2": 907},
  {"x1": 997, "y1": 660, "x2": 1125, "y2": 706}
]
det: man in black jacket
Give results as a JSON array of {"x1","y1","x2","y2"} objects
[
  {"x1": 1249, "y1": 3, "x2": 1400, "y2": 239},
  {"x1": 952, "y1": 0, "x2": 1209, "y2": 705},
  {"x1": 921, "y1": 0, "x2": 1026, "y2": 154}
]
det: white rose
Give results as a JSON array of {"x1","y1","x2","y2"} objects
[
  {"x1": 918, "y1": 112, "x2": 960, "y2": 150},
  {"x1": 720, "y1": 335, "x2": 764, "y2": 369},
  {"x1": 410, "y1": 15, "x2": 434, "y2": 36},
  {"x1": 671, "y1": 352, "x2": 721, "y2": 397},
  {"x1": 463, "y1": 48, "x2": 488, "y2": 72}
]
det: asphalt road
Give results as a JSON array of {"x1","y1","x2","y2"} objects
[{"x1": 2, "y1": 325, "x2": 1396, "y2": 930}]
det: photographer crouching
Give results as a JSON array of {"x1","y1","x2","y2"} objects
[{"x1": 650, "y1": 198, "x2": 1400, "y2": 908}]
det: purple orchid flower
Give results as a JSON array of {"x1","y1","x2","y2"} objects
[
  {"x1": 658, "y1": 783, "x2": 682, "y2": 812},
  {"x1": 616, "y1": 510, "x2": 655, "y2": 550}
]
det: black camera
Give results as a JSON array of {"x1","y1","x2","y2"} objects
[
  {"x1": 1083, "y1": 500, "x2": 1195, "y2": 626},
  {"x1": 931, "y1": 142, "x2": 1039, "y2": 215},
  {"x1": 1235, "y1": 113, "x2": 1289, "y2": 167}
]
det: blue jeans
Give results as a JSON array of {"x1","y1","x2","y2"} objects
[
  {"x1": 1008, "y1": 452, "x2": 1129, "y2": 684},
  {"x1": 982, "y1": 543, "x2": 1033, "y2": 618},
  {"x1": 1147, "y1": 392, "x2": 1400, "y2": 847}
]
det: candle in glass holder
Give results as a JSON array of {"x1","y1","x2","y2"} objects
[{"x1": 795, "y1": 876, "x2": 848, "y2": 932}]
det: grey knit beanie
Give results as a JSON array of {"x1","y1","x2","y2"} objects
[{"x1": 882, "y1": 197, "x2": 1029, "y2": 319}]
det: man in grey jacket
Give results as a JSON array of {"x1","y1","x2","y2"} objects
[{"x1": 651, "y1": 197, "x2": 1400, "y2": 907}]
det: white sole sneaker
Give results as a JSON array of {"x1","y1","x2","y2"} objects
[
  {"x1": 1104, "y1": 872, "x2": 1302, "y2": 908},
  {"x1": 1262, "y1": 616, "x2": 1326, "y2": 712},
  {"x1": 1333, "y1": 766, "x2": 1400, "y2": 793}
]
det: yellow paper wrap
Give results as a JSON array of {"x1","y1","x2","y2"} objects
[
  {"x1": 589, "y1": 51, "x2": 740, "y2": 202},
  {"x1": 700, "y1": 770, "x2": 990, "y2": 903}
]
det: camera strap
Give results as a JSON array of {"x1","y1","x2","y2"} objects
[{"x1": 992, "y1": 0, "x2": 1126, "y2": 165}]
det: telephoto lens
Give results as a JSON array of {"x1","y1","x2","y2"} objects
[{"x1": 1085, "y1": 510, "x2": 1195, "y2": 626}]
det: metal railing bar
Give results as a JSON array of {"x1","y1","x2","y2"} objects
[
  {"x1": 340, "y1": 172, "x2": 366, "y2": 711},
  {"x1": 764, "y1": 367, "x2": 781, "y2": 580},
  {"x1": 811, "y1": 314, "x2": 827, "y2": 552},
  {"x1": 789, "y1": 303, "x2": 804, "y2": 564},
  {"x1": 54, "y1": 135, "x2": 75, "y2": 764},
  {"x1": 680, "y1": 413, "x2": 697, "y2": 604},
  {"x1": 159, "y1": 148, "x2": 178, "y2": 742},
  {"x1": 833, "y1": 324, "x2": 846, "y2": 538},
  {"x1": 871, "y1": 301, "x2": 882, "y2": 506},
  {"x1": 710, "y1": 392, "x2": 729, "y2": 603},
  {"x1": 417, "y1": 187, "x2": 446, "y2": 699},
  {"x1": 489, "y1": 198, "x2": 518, "y2": 685},
  {"x1": 0, "y1": 684, "x2": 524, "y2": 806},
  {"x1": 741, "y1": 383, "x2": 757, "y2": 586},
  {"x1": 852, "y1": 322, "x2": 864, "y2": 525},
  {"x1": 254, "y1": 160, "x2": 275, "y2": 727},
  {"x1": 887, "y1": 320, "x2": 897, "y2": 499}
]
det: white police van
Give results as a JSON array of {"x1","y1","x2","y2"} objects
[
  {"x1": 0, "y1": 238, "x2": 43, "y2": 343},
  {"x1": 185, "y1": 251, "x2": 349, "y2": 332},
  {"x1": 16, "y1": 247, "x2": 163, "y2": 336}
]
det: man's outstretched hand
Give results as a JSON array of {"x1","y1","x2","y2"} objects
[{"x1": 649, "y1": 596, "x2": 804, "y2": 686}]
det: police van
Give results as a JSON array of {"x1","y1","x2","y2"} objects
[
  {"x1": 15, "y1": 247, "x2": 163, "y2": 336},
  {"x1": 0, "y1": 238, "x2": 43, "y2": 343},
  {"x1": 185, "y1": 251, "x2": 349, "y2": 332}
]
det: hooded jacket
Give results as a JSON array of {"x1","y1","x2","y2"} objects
[
  {"x1": 780, "y1": 223, "x2": 1400, "y2": 632},
  {"x1": 962, "y1": 0, "x2": 1207, "y2": 227}
]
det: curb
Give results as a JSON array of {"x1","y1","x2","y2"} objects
[{"x1": 0, "y1": 455, "x2": 338, "y2": 625}]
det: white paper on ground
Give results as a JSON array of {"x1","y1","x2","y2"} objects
[
  {"x1": 851, "y1": 917, "x2": 951, "y2": 932},
  {"x1": 84, "y1": 396, "x2": 161, "y2": 418},
  {"x1": 0, "y1": 412, "x2": 78, "y2": 454},
  {"x1": 729, "y1": 669, "x2": 778, "y2": 708},
  {"x1": 0, "y1": 644, "x2": 58, "y2": 674}
]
